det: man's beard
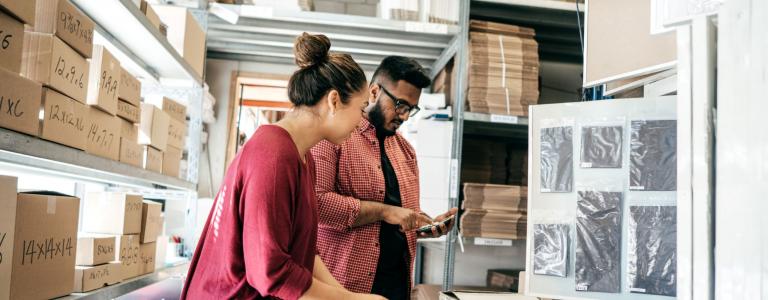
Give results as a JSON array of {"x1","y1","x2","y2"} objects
[{"x1": 368, "y1": 101, "x2": 399, "y2": 137}]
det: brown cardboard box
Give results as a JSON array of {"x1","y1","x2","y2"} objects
[
  {"x1": 120, "y1": 138, "x2": 143, "y2": 168},
  {"x1": 82, "y1": 192, "x2": 143, "y2": 235},
  {"x1": 118, "y1": 68, "x2": 141, "y2": 107},
  {"x1": 138, "y1": 242, "x2": 156, "y2": 275},
  {"x1": 3, "y1": 191, "x2": 80, "y2": 300},
  {"x1": 76, "y1": 235, "x2": 116, "y2": 266},
  {"x1": 40, "y1": 88, "x2": 87, "y2": 150},
  {"x1": 153, "y1": 5, "x2": 206, "y2": 78},
  {"x1": 143, "y1": 146, "x2": 162, "y2": 173},
  {"x1": 86, "y1": 45, "x2": 120, "y2": 115},
  {"x1": 73, "y1": 262, "x2": 121, "y2": 292},
  {"x1": 139, "y1": 102, "x2": 170, "y2": 151},
  {"x1": 162, "y1": 145, "x2": 182, "y2": 177},
  {"x1": 21, "y1": 33, "x2": 90, "y2": 103},
  {"x1": 85, "y1": 107, "x2": 121, "y2": 161},
  {"x1": 0, "y1": 11, "x2": 23, "y2": 73},
  {"x1": 0, "y1": 67, "x2": 42, "y2": 136},
  {"x1": 141, "y1": 1, "x2": 163, "y2": 33},
  {"x1": 146, "y1": 96, "x2": 186, "y2": 122},
  {"x1": 140, "y1": 201, "x2": 162, "y2": 244},
  {"x1": 0, "y1": 0, "x2": 35, "y2": 24},
  {"x1": 167, "y1": 117, "x2": 187, "y2": 149},
  {"x1": 32, "y1": 0, "x2": 94, "y2": 58},
  {"x1": 121, "y1": 119, "x2": 138, "y2": 142},
  {"x1": 115, "y1": 235, "x2": 140, "y2": 280},
  {"x1": 117, "y1": 100, "x2": 139, "y2": 123},
  {"x1": 0, "y1": 176, "x2": 17, "y2": 300}
]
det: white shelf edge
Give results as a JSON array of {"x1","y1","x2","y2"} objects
[
  {"x1": 463, "y1": 112, "x2": 530, "y2": 125},
  {"x1": 473, "y1": 0, "x2": 585, "y2": 12}
]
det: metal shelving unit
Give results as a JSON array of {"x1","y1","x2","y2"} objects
[
  {"x1": 438, "y1": 0, "x2": 584, "y2": 291},
  {"x1": 206, "y1": 3, "x2": 458, "y2": 72}
]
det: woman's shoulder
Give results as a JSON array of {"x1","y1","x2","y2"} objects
[{"x1": 241, "y1": 125, "x2": 301, "y2": 165}]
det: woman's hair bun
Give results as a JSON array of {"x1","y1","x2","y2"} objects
[{"x1": 294, "y1": 32, "x2": 331, "y2": 69}]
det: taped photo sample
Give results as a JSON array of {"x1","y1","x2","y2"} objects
[
  {"x1": 575, "y1": 190, "x2": 623, "y2": 293},
  {"x1": 629, "y1": 120, "x2": 677, "y2": 191},
  {"x1": 628, "y1": 205, "x2": 677, "y2": 297},
  {"x1": 580, "y1": 125, "x2": 623, "y2": 168},
  {"x1": 540, "y1": 126, "x2": 573, "y2": 192},
  {"x1": 533, "y1": 223, "x2": 569, "y2": 277}
]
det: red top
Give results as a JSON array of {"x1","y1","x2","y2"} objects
[
  {"x1": 310, "y1": 118, "x2": 421, "y2": 293},
  {"x1": 182, "y1": 125, "x2": 317, "y2": 300}
]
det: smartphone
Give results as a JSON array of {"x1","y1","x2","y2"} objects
[{"x1": 416, "y1": 215, "x2": 456, "y2": 234}]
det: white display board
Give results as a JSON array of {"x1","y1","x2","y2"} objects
[{"x1": 525, "y1": 97, "x2": 677, "y2": 300}]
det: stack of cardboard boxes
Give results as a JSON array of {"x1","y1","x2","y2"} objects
[
  {"x1": 142, "y1": 96, "x2": 186, "y2": 178},
  {"x1": 0, "y1": 175, "x2": 81, "y2": 299},
  {"x1": 80, "y1": 193, "x2": 163, "y2": 288},
  {"x1": 118, "y1": 68, "x2": 144, "y2": 168},
  {"x1": 460, "y1": 183, "x2": 528, "y2": 240},
  {"x1": 73, "y1": 235, "x2": 121, "y2": 293}
]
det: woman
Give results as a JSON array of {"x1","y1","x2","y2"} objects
[{"x1": 181, "y1": 33, "x2": 385, "y2": 300}]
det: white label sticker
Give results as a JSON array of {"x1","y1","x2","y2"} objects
[
  {"x1": 474, "y1": 237, "x2": 512, "y2": 247},
  {"x1": 581, "y1": 162, "x2": 593, "y2": 168},
  {"x1": 405, "y1": 21, "x2": 449, "y2": 34},
  {"x1": 541, "y1": 188, "x2": 552, "y2": 193},
  {"x1": 576, "y1": 284, "x2": 588, "y2": 291},
  {"x1": 630, "y1": 288, "x2": 647, "y2": 293},
  {"x1": 449, "y1": 159, "x2": 459, "y2": 199},
  {"x1": 490, "y1": 114, "x2": 519, "y2": 124},
  {"x1": 629, "y1": 186, "x2": 646, "y2": 190}
]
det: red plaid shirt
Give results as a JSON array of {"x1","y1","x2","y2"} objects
[{"x1": 310, "y1": 118, "x2": 421, "y2": 294}]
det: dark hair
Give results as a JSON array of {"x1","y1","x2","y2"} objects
[
  {"x1": 288, "y1": 33, "x2": 367, "y2": 106},
  {"x1": 371, "y1": 56, "x2": 431, "y2": 89}
]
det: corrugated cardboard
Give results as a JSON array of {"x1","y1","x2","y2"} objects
[
  {"x1": 32, "y1": 0, "x2": 94, "y2": 58},
  {"x1": 6, "y1": 191, "x2": 80, "y2": 300},
  {"x1": 146, "y1": 96, "x2": 186, "y2": 122},
  {"x1": 0, "y1": 176, "x2": 17, "y2": 300},
  {"x1": 140, "y1": 201, "x2": 162, "y2": 244},
  {"x1": 118, "y1": 68, "x2": 141, "y2": 107},
  {"x1": 82, "y1": 192, "x2": 143, "y2": 235},
  {"x1": 21, "y1": 33, "x2": 90, "y2": 103},
  {"x1": 115, "y1": 235, "x2": 140, "y2": 280},
  {"x1": 120, "y1": 119, "x2": 138, "y2": 142},
  {"x1": 40, "y1": 88, "x2": 87, "y2": 150},
  {"x1": 0, "y1": 67, "x2": 42, "y2": 136},
  {"x1": 162, "y1": 145, "x2": 182, "y2": 177},
  {"x1": 139, "y1": 102, "x2": 170, "y2": 151},
  {"x1": 117, "y1": 100, "x2": 139, "y2": 123},
  {"x1": 167, "y1": 117, "x2": 187, "y2": 149},
  {"x1": 0, "y1": 11, "x2": 23, "y2": 73},
  {"x1": 86, "y1": 45, "x2": 120, "y2": 115},
  {"x1": 153, "y1": 5, "x2": 206, "y2": 78},
  {"x1": 76, "y1": 235, "x2": 116, "y2": 266},
  {"x1": 0, "y1": 0, "x2": 35, "y2": 24},
  {"x1": 85, "y1": 107, "x2": 121, "y2": 161},
  {"x1": 120, "y1": 138, "x2": 143, "y2": 168},
  {"x1": 138, "y1": 242, "x2": 156, "y2": 275},
  {"x1": 73, "y1": 262, "x2": 121, "y2": 292},
  {"x1": 143, "y1": 146, "x2": 162, "y2": 173}
]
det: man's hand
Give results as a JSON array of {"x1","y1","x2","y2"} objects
[
  {"x1": 417, "y1": 207, "x2": 459, "y2": 238},
  {"x1": 381, "y1": 206, "x2": 433, "y2": 232}
]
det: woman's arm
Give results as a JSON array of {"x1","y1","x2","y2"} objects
[{"x1": 312, "y1": 255, "x2": 343, "y2": 288}]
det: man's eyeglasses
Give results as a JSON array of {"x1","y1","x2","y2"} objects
[{"x1": 378, "y1": 84, "x2": 420, "y2": 117}]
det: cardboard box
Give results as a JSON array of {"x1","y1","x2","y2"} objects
[
  {"x1": 141, "y1": 1, "x2": 162, "y2": 32},
  {"x1": 0, "y1": 67, "x2": 42, "y2": 136},
  {"x1": 0, "y1": 176, "x2": 17, "y2": 300},
  {"x1": 0, "y1": 11, "x2": 23, "y2": 73},
  {"x1": 86, "y1": 45, "x2": 120, "y2": 115},
  {"x1": 40, "y1": 88, "x2": 87, "y2": 150},
  {"x1": 140, "y1": 201, "x2": 162, "y2": 244},
  {"x1": 153, "y1": 5, "x2": 206, "y2": 78},
  {"x1": 139, "y1": 102, "x2": 170, "y2": 151},
  {"x1": 0, "y1": 0, "x2": 35, "y2": 24},
  {"x1": 115, "y1": 235, "x2": 140, "y2": 280},
  {"x1": 138, "y1": 242, "x2": 156, "y2": 275},
  {"x1": 162, "y1": 145, "x2": 182, "y2": 177},
  {"x1": 32, "y1": 0, "x2": 94, "y2": 58},
  {"x1": 85, "y1": 107, "x2": 121, "y2": 161},
  {"x1": 1, "y1": 191, "x2": 80, "y2": 300},
  {"x1": 121, "y1": 119, "x2": 138, "y2": 142},
  {"x1": 120, "y1": 138, "x2": 143, "y2": 168},
  {"x1": 82, "y1": 192, "x2": 143, "y2": 235},
  {"x1": 76, "y1": 235, "x2": 116, "y2": 266},
  {"x1": 146, "y1": 96, "x2": 186, "y2": 122},
  {"x1": 117, "y1": 100, "x2": 139, "y2": 123},
  {"x1": 167, "y1": 117, "x2": 187, "y2": 149},
  {"x1": 118, "y1": 68, "x2": 141, "y2": 107},
  {"x1": 143, "y1": 146, "x2": 162, "y2": 173},
  {"x1": 21, "y1": 33, "x2": 90, "y2": 103},
  {"x1": 73, "y1": 262, "x2": 121, "y2": 293}
]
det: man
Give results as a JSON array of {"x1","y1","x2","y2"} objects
[{"x1": 311, "y1": 56, "x2": 459, "y2": 300}]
